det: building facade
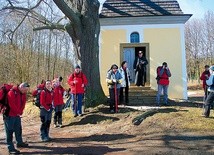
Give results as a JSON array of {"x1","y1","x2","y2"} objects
[{"x1": 99, "y1": 0, "x2": 192, "y2": 99}]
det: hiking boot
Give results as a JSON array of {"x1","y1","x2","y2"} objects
[
  {"x1": 42, "y1": 137, "x2": 50, "y2": 142},
  {"x1": 74, "y1": 114, "x2": 78, "y2": 117},
  {"x1": 9, "y1": 149, "x2": 20, "y2": 154},
  {"x1": 16, "y1": 142, "x2": 29, "y2": 148},
  {"x1": 54, "y1": 124, "x2": 58, "y2": 128}
]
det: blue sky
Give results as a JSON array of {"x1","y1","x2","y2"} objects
[
  {"x1": 99, "y1": 0, "x2": 214, "y2": 19},
  {"x1": 177, "y1": 0, "x2": 214, "y2": 18}
]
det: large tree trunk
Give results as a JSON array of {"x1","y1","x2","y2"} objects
[{"x1": 53, "y1": 0, "x2": 105, "y2": 105}]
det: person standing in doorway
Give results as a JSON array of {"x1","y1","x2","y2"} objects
[
  {"x1": 133, "y1": 51, "x2": 148, "y2": 86},
  {"x1": 119, "y1": 61, "x2": 130, "y2": 104},
  {"x1": 156, "y1": 62, "x2": 171, "y2": 106}
]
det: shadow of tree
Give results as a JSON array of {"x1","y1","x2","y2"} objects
[
  {"x1": 21, "y1": 145, "x2": 126, "y2": 154},
  {"x1": 64, "y1": 114, "x2": 119, "y2": 127},
  {"x1": 52, "y1": 133, "x2": 135, "y2": 143}
]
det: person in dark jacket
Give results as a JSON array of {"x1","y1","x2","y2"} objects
[
  {"x1": 67, "y1": 65, "x2": 88, "y2": 117},
  {"x1": 203, "y1": 65, "x2": 214, "y2": 118},
  {"x1": 156, "y1": 62, "x2": 171, "y2": 106},
  {"x1": 119, "y1": 61, "x2": 130, "y2": 104},
  {"x1": 40, "y1": 80, "x2": 54, "y2": 142},
  {"x1": 133, "y1": 51, "x2": 148, "y2": 86},
  {"x1": 4, "y1": 82, "x2": 30, "y2": 154}
]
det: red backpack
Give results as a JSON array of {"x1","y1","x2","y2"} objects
[{"x1": 0, "y1": 84, "x2": 13, "y2": 116}]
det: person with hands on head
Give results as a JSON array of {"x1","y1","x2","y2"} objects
[
  {"x1": 156, "y1": 62, "x2": 171, "y2": 106},
  {"x1": 67, "y1": 65, "x2": 88, "y2": 117},
  {"x1": 39, "y1": 80, "x2": 54, "y2": 142},
  {"x1": 4, "y1": 82, "x2": 30, "y2": 154},
  {"x1": 106, "y1": 64, "x2": 123, "y2": 113}
]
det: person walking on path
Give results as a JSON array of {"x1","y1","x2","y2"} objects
[
  {"x1": 52, "y1": 77, "x2": 65, "y2": 128},
  {"x1": 203, "y1": 65, "x2": 214, "y2": 118},
  {"x1": 106, "y1": 64, "x2": 122, "y2": 113},
  {"x1": 133, "y1": 51, "x2": 148, "y2": 87},
  {"x1": 4, "y1": 82, "x2": 30, "y2": 154},
  {"x1": 39, "y1": 80, "x2": 54, "y2": 142},
  {"x1": 156, "y1": 62, "x2": 171, "y2": 106},
  {"x1": 67, "y1": 65, "x2": 88, "y2": 117},
  {"x1": 119, "y1": 61, "x2": 130, "y2": 104}
]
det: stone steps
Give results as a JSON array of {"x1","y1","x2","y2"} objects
[{"x1": 125, "y1": 85, "x2": 166, "y2": 106}]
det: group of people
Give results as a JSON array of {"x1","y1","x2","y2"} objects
[
  {"x1": 200, "y1": 65, "x2": 214, "y2": 118},
  {"x1": 106, "y1": 50, "x2": 172, "y2": 113},
  {"x1": 2, "y1": 64, "x2": 87, "y2": 154}
]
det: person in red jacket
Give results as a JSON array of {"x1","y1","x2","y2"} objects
[
  {"x1": 52, "y1": 76, "x2": 65, "y2": 128},
  {"x1": 200, "y1": 65, "x2": 210, "y2": 101},
  {"x1": 39, "y1": 80, "x2": 54, "y2": 142},
  {"x1": 156, "y1": 62, "x2": 171, "y2": 106},
  {"x1": 67, "y1": 65, "x2": 88, "y2": 117},
  {"x1": 4, "y1": 82, "x2": 30, "y2": 154}
]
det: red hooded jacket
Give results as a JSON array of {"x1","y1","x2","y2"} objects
[
  {"x1": 200, "y1": 70, "x2": 210, "y2": 90},
  {"x1": 53, "y1": 85, "x2": 65, "y2": 106},
  {"x1": 67, "y1": 72, "x2": 88, "y2": 94},
  {"x1": 40, "y1": 89, "x2": 54, "y2": 111},
  {"x1": 7, "y1": 86, "x2": 27, "y2": 116}
]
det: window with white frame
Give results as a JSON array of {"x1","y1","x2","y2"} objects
[{"x1": 130, "y1": 32, "x2": 140, "y2": 43}]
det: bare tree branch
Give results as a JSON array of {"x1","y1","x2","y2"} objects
[{"x1": 33, "y1": 24, "x2": 65, "y2": 31}]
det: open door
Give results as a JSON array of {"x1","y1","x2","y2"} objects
[{"x1": 123, "y1": 48, "x2": 135, "y2": 83}]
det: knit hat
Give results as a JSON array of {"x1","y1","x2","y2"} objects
[{"x1": 75, "y1": 65, "x2": 81, "y2": 69}]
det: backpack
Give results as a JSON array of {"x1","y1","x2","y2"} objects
[
  {"x1": 0, "y1": 84, "x2": 13, "y2": 116},
  {"x1": 33, "y1": 88, "x2": 46, "y2": 108}
]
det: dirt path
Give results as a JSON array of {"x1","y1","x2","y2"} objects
[{"x1": 0, "y1": 104, "x2": 214, "y2": 155}]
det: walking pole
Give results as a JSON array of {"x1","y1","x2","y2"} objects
[
  {"x1": 74, "y1": 80, "x2": 78, "y2": 116},
  {"x1": 114, "y1": 82, "x2": 118, "y2": 113}
]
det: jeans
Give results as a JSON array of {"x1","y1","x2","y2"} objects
[
  {"x1": 40, "y1": 108, "x2": 53, "y2": 140},
  {"x1": 64, "y1": 94, "x2": 72, "y2": 109},
  {"x1": 156, "y1": 84, "x2": 169, "y2": 106},
  {"x1": 72, "y1": 93, "x2": 83, "y2": 115},
  {"x1": 4, "y1": 116, "x2": 23, "y2": 151},
  {"x1": 204, "y1": 92, "x2": 214, "y2": 117}
]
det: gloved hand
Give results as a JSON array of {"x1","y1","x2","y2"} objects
[
  {"x1": 112, "y1": 79, "x2": 117, "y2": 83},
  {"x1": 117, "y1": 80, "x2": 122, "y2": 84}
]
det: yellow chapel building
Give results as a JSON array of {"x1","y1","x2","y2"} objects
[{"x1": 99, "y1": 0, "x2": 192, "y2": 99}]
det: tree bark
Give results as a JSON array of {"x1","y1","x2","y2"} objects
[{"x1": 53, "y1": 0, "x2": 105, "y2": 104}]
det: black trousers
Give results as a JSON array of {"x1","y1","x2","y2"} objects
[
  {"x1": 109, "y1": 88, "x2": 119, "y2": 111},
  {"x1": 204, "y1": 92, "x2": 214, "y2": 117},
  {"x1": 119, "y1": 86, "x2": 129, "y2": 103}
]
